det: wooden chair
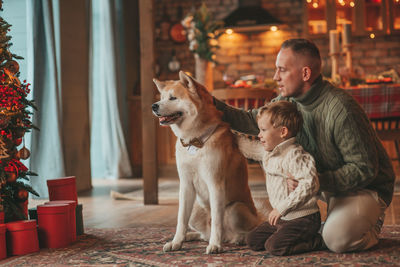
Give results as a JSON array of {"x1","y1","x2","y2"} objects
[
  {"x1": 371, "y1": 117, "x2": 400, "y2": 163},
  {"x1": 212, "y1": 88, "x2": 277, "y2": 110}
]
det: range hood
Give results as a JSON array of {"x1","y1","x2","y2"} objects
[{"x1": 223, "y1": 0, "x2": 282, "y2": 32}]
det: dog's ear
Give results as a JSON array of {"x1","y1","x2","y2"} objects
[
  {"x1": 153, "y1": 78, "x2": 165, "y2": 92},
  {"x1": 179, "y1": 70, "x2": 213, "y2": 104},
  {"x1": 179, "y1": 71, "x2": 197, "y2": 94}
]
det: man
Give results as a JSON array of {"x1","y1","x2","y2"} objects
[{"x1": 211, "y1": 38, "x2": 395, "y2": 253}]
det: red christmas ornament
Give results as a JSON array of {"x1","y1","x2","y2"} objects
[
  {"x1": 5, "y1": 60, "x2": 20, "y2": 75},
  {"x1": 17, "y1": 147, "x2": 30, "y2": 160},
  {"x1": 14, "y1": 138, "x2": 22, "y2": 146},
  {"x1": 6, "y1": 172, "x2": 17, "y2": 183},
  {"x1": 17, "y1": 189, "x2": 28, "y2": 201}
]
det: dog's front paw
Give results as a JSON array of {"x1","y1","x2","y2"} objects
[
  {"x1": 163, "y1": 241, "x2": 182, "y2": 252},
  {"x1": 206, "y1": 243, "x2": 223, "y2": 254}
]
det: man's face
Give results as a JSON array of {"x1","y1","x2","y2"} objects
[{"x1": 273, "y1": 48, "x2": 305, "y2": 98}]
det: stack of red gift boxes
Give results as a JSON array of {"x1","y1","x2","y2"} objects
[{"x1": 0, "y1": 176, "x2": 84, "y2": 259}]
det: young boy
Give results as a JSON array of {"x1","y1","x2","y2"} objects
[{"x1": 237, "y1": 100, "x2": 324, "y2": 256}]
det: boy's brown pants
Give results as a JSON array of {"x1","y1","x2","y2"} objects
[{"x1": 246, "y1": 212, "x2": 323, "y2": 256}]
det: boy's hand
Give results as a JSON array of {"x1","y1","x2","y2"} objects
[
  {"x1": 268, "y1": 209, "x2": 282, "y2": 226},
  {"x1": 286, "y1": 172, "x2": 298, "y2": 192}
]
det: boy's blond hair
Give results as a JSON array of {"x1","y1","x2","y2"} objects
[{"x1": 257, "y1": 101, "x2": 303, "y2": 137}]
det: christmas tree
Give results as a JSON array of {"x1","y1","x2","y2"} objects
[{"x1": 0, "y1": 1, "x2": 39, "y2": 222}]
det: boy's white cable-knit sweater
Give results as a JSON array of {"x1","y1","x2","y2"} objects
[{"x1": 238, "y1": 136, "x2": 320, "y2": 220}]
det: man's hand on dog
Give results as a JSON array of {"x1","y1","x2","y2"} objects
[{"x1": 268, "y1": 208, "x2": 282, "y2": 226}]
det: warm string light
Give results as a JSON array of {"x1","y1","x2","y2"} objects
[
  {"x1": 307, "y1": 0, "x2": 356, "y2": 8},
  {"x1": 306, "y1": 0, "x2": 320, "y2": 8},
  {"x1": 306, "y1": 0, "x2": 356, "y2": 8},
  {"x1": 336, "y1": 0, "x2": 356, "y2": 7}
]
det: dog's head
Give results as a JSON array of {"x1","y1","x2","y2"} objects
[{"x1": 152, "y1": 71, "x2": 214, "y2": 128}]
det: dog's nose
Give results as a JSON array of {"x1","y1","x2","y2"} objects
[{"x1": 152, "y1": 103, "x2": 159, "y2": 112}]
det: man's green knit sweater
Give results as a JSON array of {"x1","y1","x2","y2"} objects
[{"x1": 215, "y1": 76, "x2": 395, "y2": 206}]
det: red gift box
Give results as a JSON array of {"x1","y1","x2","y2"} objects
[
  {"x1": 5, "y1": 220, "x2": 39, "y2": 256},
  {"x1": 0, "y1": 211, "x2": 4, "y2": 224},
  {"x1": 0, "y1": 224, "x2": 6, "y2": 260},
  {"x1": 37, "y1": 204, "x2": 70, "y2": 248},
  {"x1": 44, "y1": 200, "x2": 77, "y2": 243},
  {"x1": 46, "y1": 176, "x2": 78, "y2": 203}
]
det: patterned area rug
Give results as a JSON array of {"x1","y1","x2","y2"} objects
[{"x1": 1, "y1": 226, "x2": 400, "y2": 266}]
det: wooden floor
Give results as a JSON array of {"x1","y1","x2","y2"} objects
[
  {"x1": 78, "y1": 178, "x2": 180, "y2": 228},
  {"x1": 72, "y1": 178, "x2": 400, "y2": 229},
  {"x1": 75, "y1": 172, "x2": 399, "y2": 229}
]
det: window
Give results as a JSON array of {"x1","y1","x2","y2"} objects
[
  {"x1": 391, "y1": 0, "x2": 400, "y2": 30},
  {"x1": 365, "y1": 0, "x2": 383, "y2": 31},
  {"x1": 306, "y1": 0, "x2": 328, "y2": 34}
]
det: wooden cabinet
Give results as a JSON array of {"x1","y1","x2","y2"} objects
[{"x1": 304, "y1": 0, "x2": 400, "y2": 36}]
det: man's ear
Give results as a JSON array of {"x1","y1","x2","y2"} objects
[
  {"x1": 153, "y1": 78, "x2": 165, "y2": 93},
  {"x1": 179, "y1": 70, "x2": 197, "y2": 94},
  {"x1": 302, "y1": 66, "x2": 312, "y2": 82},
  {"x1": 280, "y1": 126, "x2": 290, "y2": 139}
]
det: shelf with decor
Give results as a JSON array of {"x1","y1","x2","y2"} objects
[{"x1": 304, "y1": 0, "x2": 400, "y2": 36}]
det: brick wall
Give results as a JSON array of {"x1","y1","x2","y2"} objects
[{"x1": 155, "y1": 0, "x2": 400, "y2": 87}]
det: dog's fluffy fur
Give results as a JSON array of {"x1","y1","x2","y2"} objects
[{"x1": 152, "y1": 71, "x2": 261, "y2": 254}]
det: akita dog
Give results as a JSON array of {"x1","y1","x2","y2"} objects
[{"x1": 152, "y1": 71, "x2": 261, "y2": 254}]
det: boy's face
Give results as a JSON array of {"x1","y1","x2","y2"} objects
[{"x1": 257, "y1": 114, "x2": 286, "y2": 152}]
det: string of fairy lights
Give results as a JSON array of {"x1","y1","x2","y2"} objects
[
  {"x1": 306, "y1": 0, "x2": 355, "y2": 8},
  {"x1": 306, "y1": 0, "x2": 399, "y2": 8}
]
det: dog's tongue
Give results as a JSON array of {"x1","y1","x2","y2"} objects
[
  {"x1": 159, "y1": 113, "x2": 180, "y2": 126},
  {"x1": 159, "y1": 116, "x2": 170, "y2": 127}
]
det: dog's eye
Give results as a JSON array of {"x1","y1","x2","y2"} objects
[{"x1": 169, "y1": 96, "x2": 177, "y2": 101}]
